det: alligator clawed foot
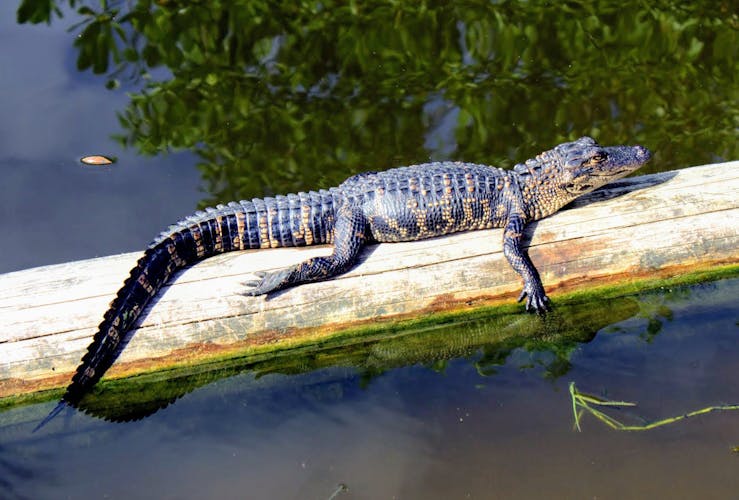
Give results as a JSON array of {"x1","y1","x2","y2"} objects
[
  {"x1": 243, "y1": 268, "x2": 295, "y2": 296},
  {"x1": 517, "y1": 285, "x2": 551, "y2": 315}
]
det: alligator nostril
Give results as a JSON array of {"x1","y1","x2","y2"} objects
[{"x1": 636, "y1": 146, "x2": 652, "y2": 162}]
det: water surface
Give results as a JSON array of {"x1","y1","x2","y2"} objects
[{"x1": 2, "y1": 279, "x2": 737, "y2": 499}]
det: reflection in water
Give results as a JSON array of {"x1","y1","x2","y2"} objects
[
  {"x1": 0, "y1": 278, "x2": 738, "y2": 498},
  {"x1": 17, "y1": 1, "x2": 738, "y2": 205},
  {"x1": 605, "y1": 283, "x2": 695, "y2": 343},
  {"x1": 72, "y1": 296, "x2": 639, "y2": 422}
]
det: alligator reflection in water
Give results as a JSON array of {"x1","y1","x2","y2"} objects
[{"x1": 74, "y1": 296, "x2": 642, "y2": 423}]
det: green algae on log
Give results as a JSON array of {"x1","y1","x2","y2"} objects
[{"x1": 4, "y1": 295, "x2": 642, "y2": 420}]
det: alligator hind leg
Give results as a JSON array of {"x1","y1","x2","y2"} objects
[{"x1": 244, "y1": 205, "x2": 368, "y2": 296}]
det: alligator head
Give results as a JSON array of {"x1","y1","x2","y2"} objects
[{"x1": 515, "y1": 136, "x2": 652, "y2": 219}]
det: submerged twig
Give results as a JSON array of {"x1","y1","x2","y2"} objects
[{"x1": 327, "y1": 483, "x2": 348, "y2": 500}]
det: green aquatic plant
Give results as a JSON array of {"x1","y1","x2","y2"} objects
[{"x1": 569, "y1": 382, "x2": 739, "y2": 435}]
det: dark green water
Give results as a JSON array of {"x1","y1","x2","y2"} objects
[
  {"x1": 2, "y1": 279, "x2": 738, "y2": 498},
  {"x1": 1, "y1": 2, "x2": 737, "y2": 498}
]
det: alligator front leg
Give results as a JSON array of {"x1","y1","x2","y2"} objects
[
  {"x1": 502, "y1": 214, "x2": 550, "y2": 313},
  {"x1": 244, "y1": 204, "x2": 368, "y2": 295}
]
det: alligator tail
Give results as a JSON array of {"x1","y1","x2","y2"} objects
[{"x1": 35, "y1": 193, "x2": 336, "y2": 431}]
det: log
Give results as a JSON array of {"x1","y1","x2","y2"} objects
[{"x1": 1, "y1": 162, "x2": 738, "y2": 400}]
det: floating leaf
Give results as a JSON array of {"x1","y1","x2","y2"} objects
[{"x1": 80, "y1": 155, "x2": 116, "y2": 165}]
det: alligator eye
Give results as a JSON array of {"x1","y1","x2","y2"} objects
[{"x1": 590, "y1": 153, "x2": 607, "y2": 163}]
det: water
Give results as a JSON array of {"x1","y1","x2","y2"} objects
[
  {"x1": 1, "y1": 279, "x2": 737, "y2": 498},
  {"x1": 1, "y1": 2, "x2": 737, "y2": 498},
  {"x1": 0, "y1": 2, "x2": 202, "y2": 272},
  {"x1": 1, "y1": 1, "x2": 736, "y2": 271}
]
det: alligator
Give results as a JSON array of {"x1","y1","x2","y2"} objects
[{"x1": 35, "y1": 136, "x2": 651, "y2": 430}]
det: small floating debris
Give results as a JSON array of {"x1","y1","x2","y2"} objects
[
  {"x1": 80, "y1": 155, "x2": 115, "y2": 166},
  {"x1": 327, "y1": 483, "x2": 348, "y2": 500}
]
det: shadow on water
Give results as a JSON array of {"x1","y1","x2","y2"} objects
[{"x1": 16, "y1": 1, "x2": 738, "y2": 206}]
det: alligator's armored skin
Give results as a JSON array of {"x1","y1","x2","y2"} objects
[{"x1": 36, "y1": 136, "x2": 650, "y2": 430}]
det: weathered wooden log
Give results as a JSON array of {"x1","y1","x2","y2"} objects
[{"x1": 1, "y1": 162, "x2": 737, "y2": 400}]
